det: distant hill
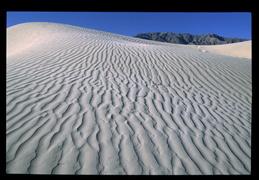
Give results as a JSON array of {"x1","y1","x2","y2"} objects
[{"x1": 133, "y1": 32, "x2": 248, "y2": 45}]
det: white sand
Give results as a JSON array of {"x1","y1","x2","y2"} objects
[
  {"x1": 6, "y1": 22, "x2": 252, "y2": 175},
  {"x1": 182, "y1": 41, "x2": 251, "y2": 59}
]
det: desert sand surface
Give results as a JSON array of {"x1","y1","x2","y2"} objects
[
  {"x1": 183, "y1": 41, "x2": 251, "y2": 59},
  {"x1": 6, "y1": 22, "x2": 251, "y2": 174}
]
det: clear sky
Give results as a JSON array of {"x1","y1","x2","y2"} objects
[{"x1": 6, "y1": 12, "x2": 251, "y2": 39}]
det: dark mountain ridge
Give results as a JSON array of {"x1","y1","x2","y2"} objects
[{"x1": 133, "y1": 32, "x2": 248, "y2": 45}]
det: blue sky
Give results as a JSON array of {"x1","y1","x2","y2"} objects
[{"x1": 6, "y1": 12, "x2": 251, "y2": 39}]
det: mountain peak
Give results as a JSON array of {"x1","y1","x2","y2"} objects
[{"x1": 133, "y1": 32, "x2": 248, "y2": 45}]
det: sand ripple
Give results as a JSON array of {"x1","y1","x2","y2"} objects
[{"x1": 6, "y1": 22, "x2": 251, "y2": 174}]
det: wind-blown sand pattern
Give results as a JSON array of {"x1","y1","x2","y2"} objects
[{"x1": 6, "y1": 22, "x2": 251, "y2": 175}]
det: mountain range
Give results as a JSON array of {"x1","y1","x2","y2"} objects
[{"x1": 133, "y1": 32, "x2": 248, "y2": 45}]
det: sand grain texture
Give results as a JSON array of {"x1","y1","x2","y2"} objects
[{"x1": 6, "y1": 22, "x2": 251, "y2": 175}]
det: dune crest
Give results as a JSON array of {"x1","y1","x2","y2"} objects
[{"x1": 6, "y1": 22, "x2": 251, "y2": 174}]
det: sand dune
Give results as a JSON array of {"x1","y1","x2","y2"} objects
[
  {"x1": 6, "y1": 22, "x2": 251, "y2": 174},
  {"x1": 183, "y1": 41, "x2": 251, "y2": 59}
]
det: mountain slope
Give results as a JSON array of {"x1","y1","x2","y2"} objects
[
  {"x1": 134, "y1": 32, "x2": 248, "y2": 45},
  {"x1": 6, "y1": 22, "x2": 251, "y2": 174}
]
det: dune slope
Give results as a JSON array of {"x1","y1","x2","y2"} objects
[
  {"x1": 6, "y1": 22, "x2": 251, "y2": 174},
  {"x1": 184, "y1": 41, "x2": 252, "y2": 59}
]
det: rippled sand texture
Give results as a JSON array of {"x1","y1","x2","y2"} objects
[{"x1": 6, "y1": 23, "x2": 252, "y2": 174}]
